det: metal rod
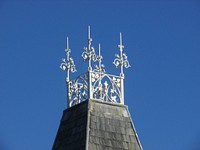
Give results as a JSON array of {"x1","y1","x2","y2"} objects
[
  {"x1": 88, "y1": 26, "x2": 91, "y2": 71},
  {"x1": 119, "y1": 32, "x2": 124, "y2": 76}
]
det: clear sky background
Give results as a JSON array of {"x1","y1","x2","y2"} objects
[{"x1": 0, "y1": 0, "x2": 200, "y2": 150}]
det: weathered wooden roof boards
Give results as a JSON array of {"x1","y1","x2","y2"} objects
[{"x1": 52, "y1": 99, "x2": 142, "y2": 150}]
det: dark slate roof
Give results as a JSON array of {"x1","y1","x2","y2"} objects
[
  {"x1": 52, "y1": 100, "x2": 88, "y2": 150},
  {"x1": 52, "y1": 99, "x2": 142, "y2": 150}
]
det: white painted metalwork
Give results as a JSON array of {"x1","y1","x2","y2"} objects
[
  {"x1": 113, "y1": 32, "x2": 131, "y2": 77},
  {"x1": 60, "y1": 37, "x2": 76, "y2": 83},
  {"x1": 68, "y1": 72, "x2": 89, "y2": 107},
  {"x1": 82, "y1": 26, "x2": 96, "y2": 71},
  {"x1": 60, "y1": 27, "x2": 130, "y2": 107}
]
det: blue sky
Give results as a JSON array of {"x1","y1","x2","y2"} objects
[{"x1": 0, "y1": 0, "x2": 200, "y2": 150}]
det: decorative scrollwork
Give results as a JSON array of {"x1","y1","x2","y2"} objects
[
  {"x1": 67, "y1": 71, "x2": 122, "y2": 106},
  {"x1": 91, "y1": 72, "x2": 122, "y2": 103},
  {"x1": 113, "y1": 33, "x2": 130, "y2": 76},
  {"x1": 82, "y1": 46, "x2": 96, "y2": 62},
  {"x1": 68, "y1": 73, "x2": 89, "y2": 107},
  {"x1": 60, "y1": 37, "x2": 76, "y2": 82},
  {"x1": 113, "y1": 53, "x2": 130, "y2": 69},
  {"x1": 60, "y1": 28, "x2": 130, "y2": 107},
  {"x1": 93, "y1": 64, "x2": 105, "y2": 73},
  {"x1": 81, "y1": 26, "x2": 97, "y2": 70},
  {"x1": 60, "y1": 57, "x2": 76, "y2": 72},
  {"x1": 93, "y1": 44, "x2": 106, "y2": 73}
]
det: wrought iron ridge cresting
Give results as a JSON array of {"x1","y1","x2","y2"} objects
[{"x1": 60, "y1": 26, "x2": 130, "y2": 107}]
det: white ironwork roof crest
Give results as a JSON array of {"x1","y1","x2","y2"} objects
[{"x1": 60, "y1": 26, "x2": 130, "y2": 107}]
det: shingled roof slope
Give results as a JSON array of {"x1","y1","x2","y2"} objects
[
  {"x1": 52, "y1": 100, "x2": 88, "y2": 150},
  {"x1": 88, "y1": 100, "x2": 142, "y2": 150},
  {"x1": 52, "y1": 99, "x2": 142, "y2": 150}
]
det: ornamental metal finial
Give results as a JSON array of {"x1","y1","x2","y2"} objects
[
  {"x1": 82, "y1": 26, "x2": 96, "y2": 71},
  {"x1": 113, "y1": 32, "x2": 131, "y2": 77},
  {"x1": 60, "y1": 37, "x2": 76, "y2": 82},
  {"x1": 94, "y1": 44, "x2": 105, "y2": 73},
  {"x1": 60, "y1": 28, "x2": 131, "y2": 107}
]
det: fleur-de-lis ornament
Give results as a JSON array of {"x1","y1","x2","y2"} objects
[
  {"x1": 94, "y1": 44, "x2": 106, "y2": 73},
  {"x1": 113, "y1": 33, "x2": 130, "y2": 77},
  {"x1": 60, "y1": 28, "x2": 131, "y2": 107},
  {"x1": 82, "y1": 26, "x2": 96, "y2": 71},
  {"x1": 60, "y1": 37, "x2": 76, "y2": 82}
]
